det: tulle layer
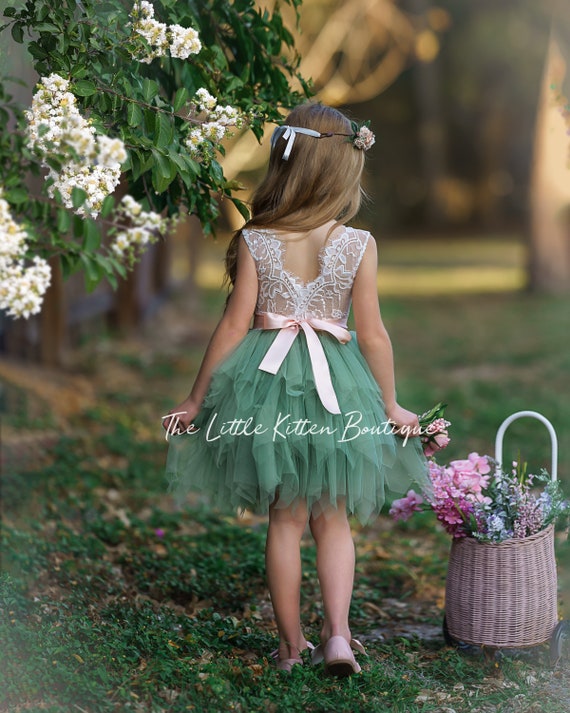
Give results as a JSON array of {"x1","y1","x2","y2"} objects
[{"x1": 165, "y1": 329, "x2": 429, "y2": 524}]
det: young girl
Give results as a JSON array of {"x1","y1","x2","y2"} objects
[{"x1": 163, "y1": 102, "x2": 429, "y2": 677}]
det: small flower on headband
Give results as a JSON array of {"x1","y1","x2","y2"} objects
[
  {"x1": 270, "y1": 121, "x2": 375, "y2": 160},
  {"x1": 351, "y1": 121, "x2": 375, "y2": 151}
]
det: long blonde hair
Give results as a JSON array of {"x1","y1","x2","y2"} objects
[{"x1": 225, "y1": 102, "x2": 367, "y2": 288}]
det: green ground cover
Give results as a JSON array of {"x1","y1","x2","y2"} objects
[{"x1": 1, "y1": 278, "x2": 569, "y2": 712}]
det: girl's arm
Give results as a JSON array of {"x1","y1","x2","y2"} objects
[
  {"x1": 351, "y1": 235, "x2": 419, "y2": 433},
  {"x1": 164, "y1": 236, "x2": 258, "y2": 431}
]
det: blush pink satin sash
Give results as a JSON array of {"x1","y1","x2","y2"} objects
[{"x1": 253, "y1": 312, "x2": 352, "y2": 414}]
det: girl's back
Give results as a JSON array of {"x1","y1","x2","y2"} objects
[
  {"x1": 264, "y1": 222, "x2": 344, "y2": 285},
  {"x1": 243, "y1": 223, "x2": 370, "y2": 322}
]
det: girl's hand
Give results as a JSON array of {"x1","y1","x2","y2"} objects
[
  {"x1": 162, "y1": 396, "x2": 201, "y2": 435},
  {"x1": 385, "y1": 403, "x2": 420, "y2": 438}
]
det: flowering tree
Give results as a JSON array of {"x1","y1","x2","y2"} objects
[{"x1": 0, "y1": 0, "x2": 308, "y2": 318}]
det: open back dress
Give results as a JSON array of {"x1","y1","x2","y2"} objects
[{"x1": 165, "y1": 226, "x2": 429, "y2": 523}]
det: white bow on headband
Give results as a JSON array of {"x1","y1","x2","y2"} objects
[{"x1": 270, "y1": 125, "x2": 322, "y2": 161}]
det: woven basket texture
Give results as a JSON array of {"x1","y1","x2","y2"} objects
[{"x1": 445, "y1": 524, "x2": 558, "y2": 647}]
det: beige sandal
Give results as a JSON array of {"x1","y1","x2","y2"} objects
[
  {"x1": 270, "y1": 641, "x2": 315, "y2": 673},
  {"x1": 311, "y1": 636, "x2": 366, "y2": 677}
]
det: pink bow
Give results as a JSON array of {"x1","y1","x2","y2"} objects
[{"x1": 254, "y1": 312, "x2": 352, "y2": 414}]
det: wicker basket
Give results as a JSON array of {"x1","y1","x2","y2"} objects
[
  {"x1": 445, "y1": 524, "x2": 558, "y2": 647},
  {"x1": 444, "y1": 410, "x2": 560, "y2": 649}
]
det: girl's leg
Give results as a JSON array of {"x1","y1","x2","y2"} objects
[
  {"x1": 265, "y1": 499, "x2": 310, "y2": 659},
  {"x1": 309, "y1": 500, "x2": 355, "y2": 644}
]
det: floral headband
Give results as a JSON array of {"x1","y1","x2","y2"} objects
[{"x1": 271, "y1": 121, "x2": 375, "y2": 160}]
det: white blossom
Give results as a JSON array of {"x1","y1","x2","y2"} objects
[
  {"x1": 169, "y1": 24, "x2": 201, "y2": 59},
  {"x1": 202, "y1": 121, "x2": 228, "y2": 142},
  {"x1": 195, "y1": 88, "x2": 217, "y2": 112},
  {"x1": 111, "y1": 194, "x2": 170, "y2": 262},
  {"x1": 26, "y1": 73, "x2": 127, "y2": 219},
  {"x1": 47, "y1": 163, "x2": 122, "y2": 218},
  {"x1": 184, "y1": 93, "x2": 246, "y2": 162},
  {"x1": 185, "y1": 128, "x2": 205, "y2": 159},
  {"x1": 121, "y1": 194, "x2": 143, "y2": 218},
  {"x1": 211, "y1": 104, "x2": 243, "y2": 128},
  {"x1": 0, "y1": 197, "x2": 28, "y2": 259},
  {"x1": 130, "y1": 2, "x2": 201, "y2": 63},
  {"x1": 97, "y1": 136, "x2": 128, "y2": 168},
  {"x1": 0, "y1": 194, "x2": 51, "y2": 319},
  {"x1": 136, "y1": 0, "x2": 154, "y2": 18},
  {"x1": 134, "y1": 17, "x2": 168, "y2": 63}
]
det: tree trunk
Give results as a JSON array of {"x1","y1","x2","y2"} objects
[
  {"x1": 40, "y1": 257, "x2": 66, "y2": 366},
  {"x1": 407, "y1": 0, "x2": 448, "y2": 226},
  {"x1": 529, "y1": 28, "x2": 570, "y2": 292}
]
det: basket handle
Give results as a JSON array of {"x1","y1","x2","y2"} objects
[{"x1": 494, "y1": 410, "x2": 558, "y2": 482}]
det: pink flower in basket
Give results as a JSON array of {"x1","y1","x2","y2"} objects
[
  {"x1": 389, "y1": 490, "x2": 424, "y2": 521},
  {"x1": 391, "y1": 408, "x2": 570, "y2": 543},
  {"x1": 447, "y1": 453, "x2": 491, "y2": 497},
  {"x1": 390, "y1": 449, "x2": 495, "y2": 538}
]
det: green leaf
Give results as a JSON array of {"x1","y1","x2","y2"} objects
[
  {"x1": 100, "y1": 195, "x2": 115, "y2": 220},
  {"x1": 56, "y1": 209, "x2": 71, "y2": 233},
  {"x1": 209, "y1": 160, "x2": 224, "y2": 184},
  {"x1": 72, "y1": 215, "x2": 84, "y2": 238},
  {"x1": 27, "y1": 42, "x2": 48, "y2": 61},
  {"x1": 46, "y1": 156, "x2": 63, "y2": 174},
  {"x1": 73, "y1": 80, "x2": 97, "y2": 97},
  {"x1": 173, "y1": 87, "x2": 189, "y2": 112},
  {"x1": 60, "y1": 252, "x2": 80, "y2": 279},
  {"x1": 107, "y1": 255, "x2": 127, "y2": 279},
  {"x1": 182, "y1": 155, "x2": 200, "y2": 176},
  {"x1": 154, "y1": 113, "x2": 173, "y2": 149},
  {"x1": 231, "y1": 197, "x2": 250, "y2": 222},
  {"x1": 142, "y1": 78, "x2": 159, "y2": 103},
  {"x1": 11, "y1": 22, "x2": 24, "y2": 43},
  {"x1": 83, "y1": 220, "x2": 101, "y2": 252},
  {"x1": 127, "y1": 102, "x2": 143, "y2": 127},
  {"x1": 129, "y1": 150, "x2": 143, "y2": 181},
  {"x1": 80, "y1": 253, "x2": 103, "y2": 293},
  {"x1": 35, "y1": 23, "x2": 60, "y2": 33},
  {"x1": 4, "y1": 187, "x2": 28, "y2": 205},
  {"x1": 71, "y1": 187, "x2": 88, "y2": 210},
  {"x1": 151, "y1": 148, "x2": 176, "y2": 192}
]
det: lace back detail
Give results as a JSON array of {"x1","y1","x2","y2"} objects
[{"x1": 242, "y1": 227, "x2": 369, "y2": 321}]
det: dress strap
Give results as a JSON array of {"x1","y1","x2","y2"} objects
[{"x1": 253, "y1": 312, "x2": 351, "y2": 415}]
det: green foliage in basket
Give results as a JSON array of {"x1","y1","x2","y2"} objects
[{"x1": 466, "y1": 461, "x2": 570, "y2": 543}]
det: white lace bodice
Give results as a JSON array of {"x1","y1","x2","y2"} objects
[{"x1": 242, "y1": 226, "x2": 370, "y2": 322}]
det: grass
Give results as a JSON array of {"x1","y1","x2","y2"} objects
[{"x1": 1, "y1": 262, "x2": 570, "y2": 711}]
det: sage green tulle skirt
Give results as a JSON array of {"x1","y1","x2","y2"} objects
[{"x1": 165, "y1": 329, "x2": 429, "y2": 524}]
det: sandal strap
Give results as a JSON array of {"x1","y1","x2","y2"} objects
[{"x1": 350, "y1": 638, "x2": 366, "y2": 655}]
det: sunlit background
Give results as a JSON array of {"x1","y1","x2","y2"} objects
[{"x1": 166, "y1": 0, "x2": 570, "y2": 300}]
